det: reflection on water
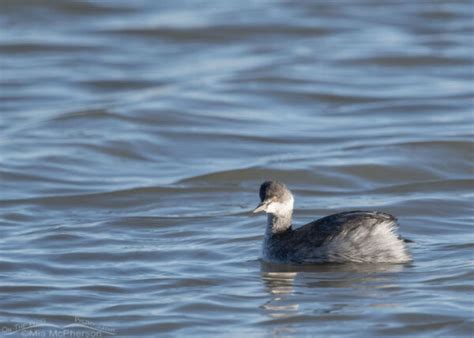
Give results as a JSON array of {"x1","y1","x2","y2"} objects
[
  {"x1": 260, "y1": 261, "x2": 406, "y2": 326},
  {"x1": 261, "y1": 270, "x2": 299, "y2": 319}
]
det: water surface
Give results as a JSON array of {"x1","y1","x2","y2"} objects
[{"x1": 0, "y1": 0, "x2": 473, "y2": 336}]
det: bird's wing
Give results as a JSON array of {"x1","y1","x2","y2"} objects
[{"x1": 294, "y1": 210, "x2": 398, "y2": 247}]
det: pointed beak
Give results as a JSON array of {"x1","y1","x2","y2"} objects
[{"x1": 253, "y1": 202, "x2": 267, "y2": 214}]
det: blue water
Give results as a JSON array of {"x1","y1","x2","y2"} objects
[{"x1": 0, "y1": 1, "x2": 473, "y2": 336}]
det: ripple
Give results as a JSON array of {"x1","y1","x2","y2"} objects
[
  {"x1": 0, "y1": 42, "x2": 101, "y2": 54},
  {"x1": 105, "y1": 24, "x2": 331, "y2": 42},
  {"x1": 347, "y1": 54, "x2": 470, "y2": 67},
  {"x1": 1, "y1": 0, "x2": 473, "y2": 336}
]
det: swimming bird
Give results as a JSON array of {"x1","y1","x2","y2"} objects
[{"x1": 253, "y1": 181, "x2": 412, "y2": 264}]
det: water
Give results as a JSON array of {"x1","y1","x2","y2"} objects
[{"x1": 1, "y1": 0, "x2": 473, "y2": 336}]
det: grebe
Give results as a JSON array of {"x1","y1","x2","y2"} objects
[{"x1": 253, "y1": 181, "x2": 412, "y2": 264}]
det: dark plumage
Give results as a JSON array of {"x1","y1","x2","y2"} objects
[
  {"x1": 253, "y1": 181, "x2": 412, "y2": 264},
  {"x1": 259, "y1": 180, "x2": 288, "y2": 201}
]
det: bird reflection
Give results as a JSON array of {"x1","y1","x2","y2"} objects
[
  {"x1": 261, "y1": 270, "x2": 299, "y2": 318},
  {"x1": 260, "y1": 260, "x2": 406, "y2": 322}
]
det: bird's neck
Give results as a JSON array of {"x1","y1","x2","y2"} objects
[{"x1": 266, "y1": 212, "x2": 292, "y2": 235}]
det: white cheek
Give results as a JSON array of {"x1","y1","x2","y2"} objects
[
  {"x1": 278, "y1": 200, "x2": 293, "y2": 215},
  {"x1": 267, "y1": 202, "x2": 288, "y2": 214},
  {"x1": 266, "y1": 202, "x2": 278, "y2": 214},
  {"x1": 266, "y1": 197, "x2": 294, "y2": 215}
]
